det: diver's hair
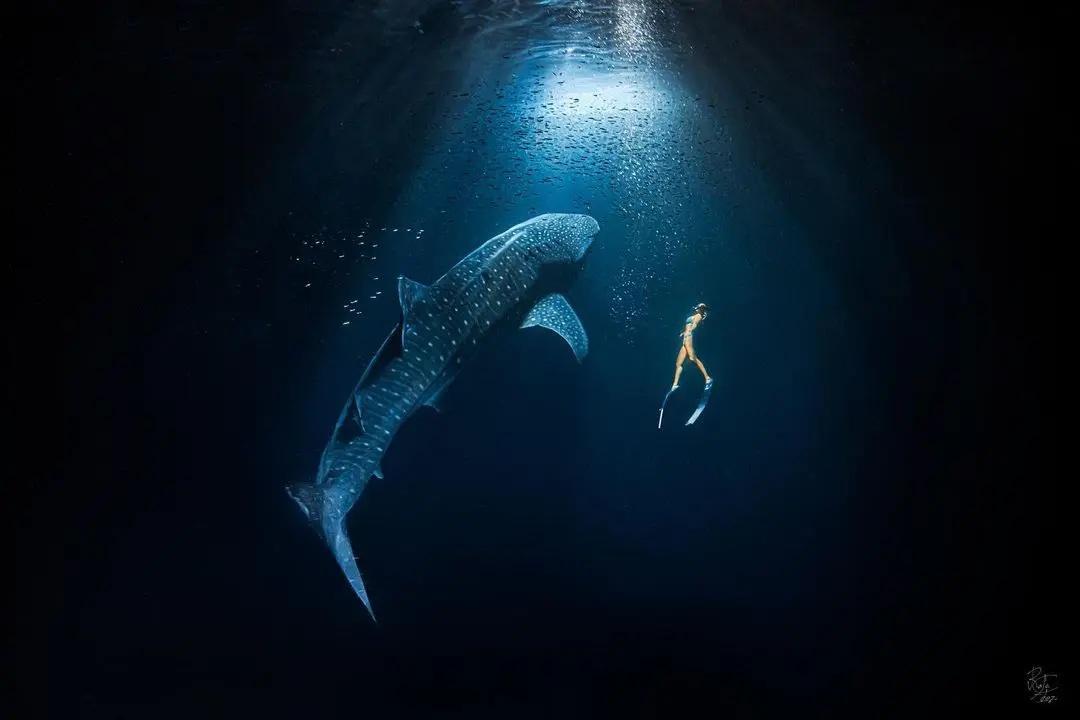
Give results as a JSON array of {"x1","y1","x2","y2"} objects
[{"x1": 694, "y1": 302, "x2": 709, "y2": 316}]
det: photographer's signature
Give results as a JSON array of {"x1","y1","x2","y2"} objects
[{"x1": 1027, "y1": 666, "x2": 1060, "y2": 704}]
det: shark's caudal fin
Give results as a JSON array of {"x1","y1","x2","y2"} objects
[{"x1": 287, "y1": 481, "x2": 377, "y2": 621}]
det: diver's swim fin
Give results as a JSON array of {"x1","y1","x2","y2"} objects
[
  {"x1": 658, "y1": 386, "x2": 679, "y2": 429},
  {"x1": 685, "y1": 379, "x2": 714, "y2": 426}
]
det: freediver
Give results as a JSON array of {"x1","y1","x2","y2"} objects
[
  {"x1": 659, "y1": 302, "x2": 715, "y2": 427},
  {"x1": 672, "y1": 302, "x2": 713, "y2": 390}
]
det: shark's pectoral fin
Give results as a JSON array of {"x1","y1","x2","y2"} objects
[{"x1": 521, "y1": 293, "x2": 589, "y2": 362}]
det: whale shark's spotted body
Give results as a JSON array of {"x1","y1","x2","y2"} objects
[{"x1": 288, "y1": 214, "x2": 599, "y2": 619}]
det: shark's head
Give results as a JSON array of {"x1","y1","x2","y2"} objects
[{"x1": 517, "y1": 213, "x2": 600, "y2": 266}]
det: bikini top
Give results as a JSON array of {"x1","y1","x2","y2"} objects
[{"x1": 681, "y1": 314, "x2": 696, "y2": 337}]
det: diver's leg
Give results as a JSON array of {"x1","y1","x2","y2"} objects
[
  {"x1": 672, "y1": 346, "x2": 687, "y2": 389},
  {"x1": 685, "y1": 339, "x2": 712, "y2": 384},
  {"x1": 661, "y1": 346, "x2": 688, "y2": 428},
  {"x1": 693, "y1": 357, "x2": 712, "y2": 384}
]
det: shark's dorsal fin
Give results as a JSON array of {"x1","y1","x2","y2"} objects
[
  {"x1": 521, "y1": 293, "x2": 589, "y2": 362},
  {"x1": 398, "y1": 276, "x2": 428, "y2": 312},
  {"x1": 353, "y1": 390, "x2": 367, "y2": 434},
  {"x1": 323, "y1": 324, "x2": 399, "y2": 468},
  {"x1": 356, "y1": 322, "x2": 403, "y2": 393},
  {"x1": 398, "y1": 276, "x2": 429, "y2": 351}
]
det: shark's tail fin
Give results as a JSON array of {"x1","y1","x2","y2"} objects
[{"x1": 286, "y1": 481, "x2": 377, "y2": 622}]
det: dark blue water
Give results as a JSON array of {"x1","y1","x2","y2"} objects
[{"x1": 17, "y1": 1, "x2": 1066, "y2": 716}]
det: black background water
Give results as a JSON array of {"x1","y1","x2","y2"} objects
[{"x1": 15, "y1": 1, "x2": 1067, "y2": 716}]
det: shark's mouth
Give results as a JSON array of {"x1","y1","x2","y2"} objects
[{"x1": 566, "y1": 213, "x2": 600, "y2": 261}]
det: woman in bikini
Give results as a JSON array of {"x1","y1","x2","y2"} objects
[
  {"x1": 671, "y1": 303, "x2": 712, "y2": 390},
  {"x1": 659, "y1": 303, "x2": 714, "y2": 428}
]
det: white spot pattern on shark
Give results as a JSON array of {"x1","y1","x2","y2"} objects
[{"x1": 287, "y1": 213, "x2": 599, "y2": 620}]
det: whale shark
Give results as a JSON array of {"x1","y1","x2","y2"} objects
[{"x1": 288, "y1": 213, "x2": 599, "y2": 620}]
